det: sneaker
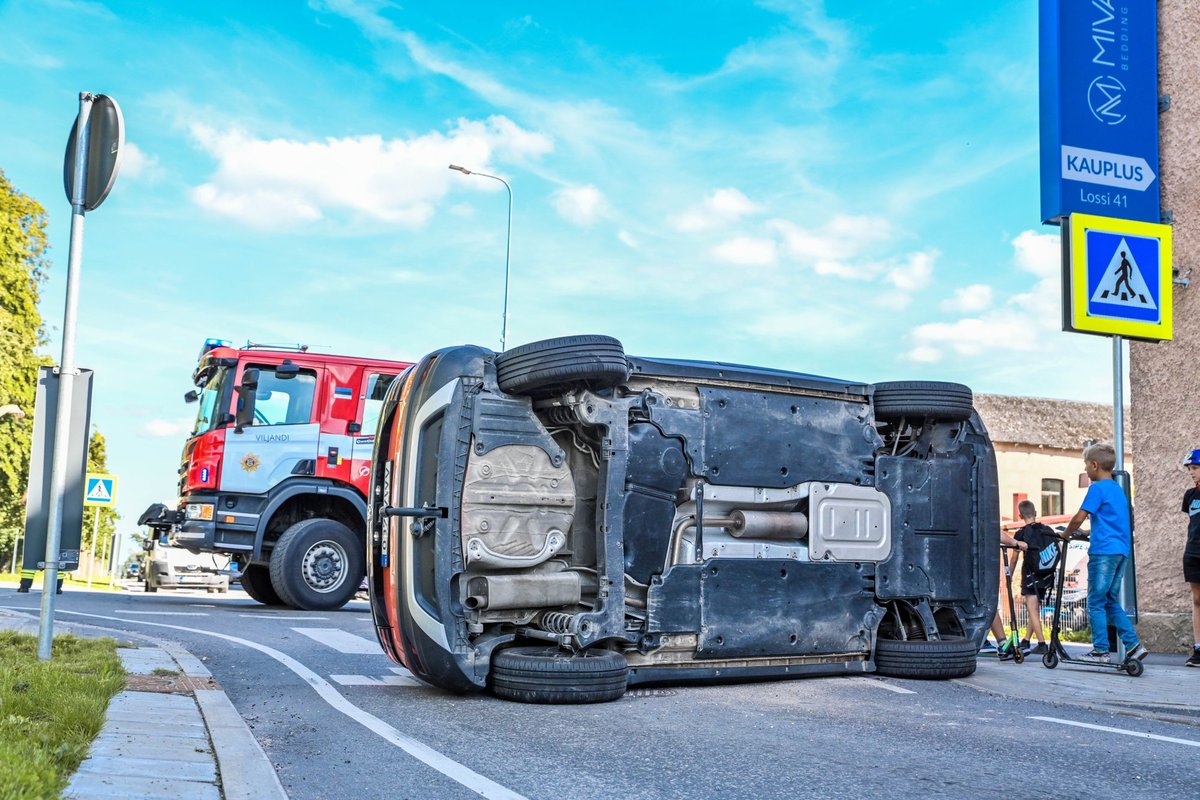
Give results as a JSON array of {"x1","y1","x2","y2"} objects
[
  {"x1": 1186, "y1": 649, "x2": 1200, "y2": 668},
  {"x1": 1127, "y1": 643, "x2": 1148, "y2": 661},
  {"x1": 998, "y1": 642, "x2": 1015, "y2": 661},
  {"x1": 979, "y1": 639, "x2": 998, "y2": 653},
  {"x1": 1084, "y1": 649, "x2": 1111, "y2": 663},
  {"x1": 1030, "y1": 642, "x2": 1049, "y2": 655}
]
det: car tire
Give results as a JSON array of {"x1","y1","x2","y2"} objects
[
  {"x1": 494, "y1": 335, "x2": 630, "y2": 398},
  {"x1": 239, "y1": 563, "x2": 284, "y2": 606},
  {"x1": 490, "y1": 645, "x2": 628, "y2": 704},
  {"x1": 873, "y1": 380, "x2": 973, "y2": 422},
  {"x1": 874, "y1": 636, "x2": 977, "y2": 679},
  {"x1": 269, "y1": 518, "x2": 364, "y2": 611}
]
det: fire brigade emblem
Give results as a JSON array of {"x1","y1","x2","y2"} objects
[{"x1": 241, "y1": 453, "x2": 261, "y2": 474}]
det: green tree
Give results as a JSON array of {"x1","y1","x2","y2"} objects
[{"x1": 0, "y1": 169, "x2": 51, "y2": 566}]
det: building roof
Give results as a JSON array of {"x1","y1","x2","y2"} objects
[{"x1": 973, "y1": 393, "x2": 1129, "y2": 452}]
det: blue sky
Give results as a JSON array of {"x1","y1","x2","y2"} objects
[{"x1": 0, "y1": 0, "x2": 1117, "y2": 542}]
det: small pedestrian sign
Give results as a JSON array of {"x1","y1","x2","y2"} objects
[
  {"x1": 84, "y1": 473, "x2": 117, "y2": 507},
  {"x1": 1064, "y1": 213, "x2": 1172, "y2": 341}
]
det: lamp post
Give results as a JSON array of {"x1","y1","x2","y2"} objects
[{"x1": 449, "y1": 164, "x2": 512, "y2": 352}]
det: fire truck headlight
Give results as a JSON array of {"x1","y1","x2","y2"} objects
[{"x1": 185, "y1": 503, "x2": 215, "y2": 521}]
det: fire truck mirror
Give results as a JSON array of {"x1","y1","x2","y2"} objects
[
  {"x1": 234, "y1": 369, "x2": 260, "y2": 433},
  {"x1": 275, "y1": 360, "x2": 300, "y2": 380},
  {"x1": 184, "y1": 389, "x2": 200, "y2": 403}
]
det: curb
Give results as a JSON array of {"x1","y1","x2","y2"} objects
[{"x1": 0, "y1": 608, "x2": 288, "y2": 800}]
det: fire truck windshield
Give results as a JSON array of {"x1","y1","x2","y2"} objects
[{"x1": 191, "y1": 366, "x2": 231, "y2": 436}]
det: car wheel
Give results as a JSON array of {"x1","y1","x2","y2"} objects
[
  {"x1": 239, "y1": 563, "x2": 284, "y2": 606},
  {"x1": 269, "y1": 518, "x2": 364, "y2": 611},
  {"x1": 494, "y1": 335, "x2": 629, "y2": 398},
  {"x1": 872, "y1": 380, "x2": 973, "y2": 423},
  {"x1": 490, "y1": 646, "x2": 628, "y2": 704},
  {"x1": 874, "y1": 636, "x2": 977, "y2": 679}
]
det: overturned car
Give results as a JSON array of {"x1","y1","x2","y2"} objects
[{"x1": 368, "y1": 335, "x2": 998, "y2": 703}]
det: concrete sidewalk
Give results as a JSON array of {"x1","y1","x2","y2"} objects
[
  {"x1": 0, "y1": 607, "x2": 287, "y2": 800},
  {"x1": 960, "y1": 642, "x2": 1200, "y2": 727}
]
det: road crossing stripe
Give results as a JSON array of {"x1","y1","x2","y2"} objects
[
  {"x1": 118, "y1": 611, "x2": 210, "y2": 616},
  {"x1": 331, "y1": 674, "x2": 422, "y2": 687},
  {"x1": 1030, "y1": 716, "x2": 1200, "y2": 747},
  {"x1": 49, "y1": 608, "x2": 529, "y2": 800},
  {"x1": 841, "y1": 676, "x2": 916, "y2": 695},
  {"x1": 239, "y1": 614, "x2": 329, "y2": 621},
  {"x1": 292, "y1": 627, "x2": 381, "y2": 654}
]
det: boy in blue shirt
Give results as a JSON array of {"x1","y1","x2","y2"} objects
[{"x1": 1061, "y1": 442, "x2": 1147, "y2": 663}]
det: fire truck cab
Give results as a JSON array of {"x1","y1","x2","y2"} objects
[{"x1": 141, "y1": 339, "x2": 412, "y2": 610}]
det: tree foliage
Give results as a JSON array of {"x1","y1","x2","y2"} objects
[
  {"x1": 0, "y1": 169, "x2": 50, "y2": 539},
  {"x1": 82, "y1": 429, "x2": 118, "y2": 554}
]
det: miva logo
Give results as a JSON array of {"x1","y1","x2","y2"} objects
[{"x1": 1088, "y1": 75, "x2": 1126, "y2": 125}]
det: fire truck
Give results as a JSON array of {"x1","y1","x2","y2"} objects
[{"x1": 140, "y1": 339, "x2": 412, "y2": 610}]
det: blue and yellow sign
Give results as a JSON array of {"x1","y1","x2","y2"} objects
[
  {"x1": 1065, "y1": 213, "x2": 1172, "y2": 341},
  {"x1": 84, "y1": 473, "x2": 118, "y2": 507}
]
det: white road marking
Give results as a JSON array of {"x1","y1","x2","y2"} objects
[
  {"x1": 292, "y1": 627, "x2": 381, "y2": 654},
  {"x1": 189, "y1": 604, "x2": 217, "y2": 608},
  {"x1": 238, "y1": 614, "x2": 329, "y2": 621},
  {"x1": 1031, "y1": 716, "x2": 1200, "y2": 748},
  {"x1": 331, "y1": 674, "x2": 422, "y2": 687},
  {"x1": 51, "y1": 609, "x2": 528, "y2": 800},
  {"x1": 117, "y1": 611, "x2": 210, "y2": 616},
  {"x1": 841, "y1": 676, "x2": 916, "y2": 695}
]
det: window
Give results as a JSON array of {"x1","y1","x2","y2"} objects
[
  {"x1": 251, "y1": 367, "x2": 317, "y2": 426},
  {"x1": 191, "y1": 366, "x2": 231, "y2": 435},
  {"x1": 1041, "y1": 478, "x2": 1064, "y2": 517},
  {"x1": 361, "y1": 373, "x2": 398, "y2": 436}
]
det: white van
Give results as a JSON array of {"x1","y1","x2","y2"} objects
[{"x1": 143, "y1": 533, "x2": 230, "y2": 593}]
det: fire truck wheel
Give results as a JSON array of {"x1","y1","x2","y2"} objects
[
  {"x1": 239, "y1": 563, "x2": 284, "y2": 606},
  {"x1": 269, "y1": 518, "x2": 364, "y2": 611},
  {"x1": 494, "y1": 335, "x2": 630, "y2": 398}
]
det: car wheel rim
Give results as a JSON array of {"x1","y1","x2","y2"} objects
[{"x1": 301, "y1": 539, "x2": 347, "y2": 593}]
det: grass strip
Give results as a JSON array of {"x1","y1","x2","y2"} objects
[{"x1": 0, "y1": 631, "x2": 125, "y2": 800}]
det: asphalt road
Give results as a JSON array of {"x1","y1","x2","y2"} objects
[{"x1": 5, "y1": 585, "x2": 1199, "y2": 800}]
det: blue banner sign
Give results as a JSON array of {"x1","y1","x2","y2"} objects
[{"x1": 1040, "y1": 1, "x2": 1160, "y2": 224}]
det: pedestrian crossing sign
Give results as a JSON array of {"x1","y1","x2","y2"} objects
[
  {"x1": 1065, "y1": 213, "x2": 1173, "y2": 341},
  {"x1": 84, "y1": 473, "x2": 117, "y2": 507}
]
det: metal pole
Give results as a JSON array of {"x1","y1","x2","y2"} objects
[
  {"x1": 1113, "y1": 334, "x2": 1125, "y2": 472},
  {"x1": 108, "y1": 532, "x2": 119, "y2": 585},
  {"x1": 86, "y1": 510, "x2": 99, "y2": 587},
  {"x1": 38, "y1": 92, "x2": 93, "y2": 660},
  {"x1": 447, "y1": 165, "x2": 511, "y2": 351},
  {"x1": 499, "y1": 177, "x2": 511, "y2": 352}
]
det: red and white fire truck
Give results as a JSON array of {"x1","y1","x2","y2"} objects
[{"x1": 140, "y1": 339, "x2": 412, "y2": 610}]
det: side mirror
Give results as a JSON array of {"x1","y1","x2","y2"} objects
[
  {"x1": 184, "y1": 390, "x2": 200, "y2": 403},
  {"x1": 234, "y1": 368, "x2": 260, "y2": 433},
  {"x1": 142, "y1": 539, "x2": 154, "y2": 552},
  {"x1": 275, "y1": 360, "x2": 300, "y2": 380}
]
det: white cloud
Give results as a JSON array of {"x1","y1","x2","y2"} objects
[
  {"x1": 886, "y1": 250, "x2": 936, "y2": 292},
  {"x1": 941, "y1": 284, "x2": 994, "y2": 313},
  {"x1": 906, "y1": 229, "x2": 1062, "y2": 362},
  {"x1": 1012, "y1": 229, "x2": 1060, "y2": 279},
  {"x1": 119, "y1": 142, "x2": 159, "y2": 180},
  {"x1": 711, "y1": 236, "x2": 777, "y2": 266},
  {"x1": 771, "y1": 215, "x2": 896, "y2": 265},
  {"x1": 143, "y1": 418, "x2": 193, "y2": 438},
  {"x1": 188, "y1": 116, "x2": 552, "y2": 228},
  {"x1": 618, "y1": 230, "x2": 639, "y2": 248},
  {"x1": 672, "y1": 187, "x2": 763, "y2": 232},
  {"x1": 552, "y1": 185, "x2": 608, "y2": 226}
]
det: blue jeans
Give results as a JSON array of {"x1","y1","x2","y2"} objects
[{"x1": 1087, "y1": 554, "x2": 1139, "y2": 652}]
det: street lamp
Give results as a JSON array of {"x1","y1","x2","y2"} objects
[{"x1": 449, "y1": 164, "x2": 512, "y2": 352}]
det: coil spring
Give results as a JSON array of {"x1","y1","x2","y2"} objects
[
  {"x1": 544, "y1": 405, "x2": 580, "y2": 425},
  {"x1": 538, "y1": 611, "x2": 574, "y2": 634}
]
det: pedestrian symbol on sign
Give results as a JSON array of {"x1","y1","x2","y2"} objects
[
  {"x1": 84, "y1": 474, "x2": 117, "y2": 507},
  {"x1": 1088, "y1": 235, "x2": 1158, "y2": 315}
]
